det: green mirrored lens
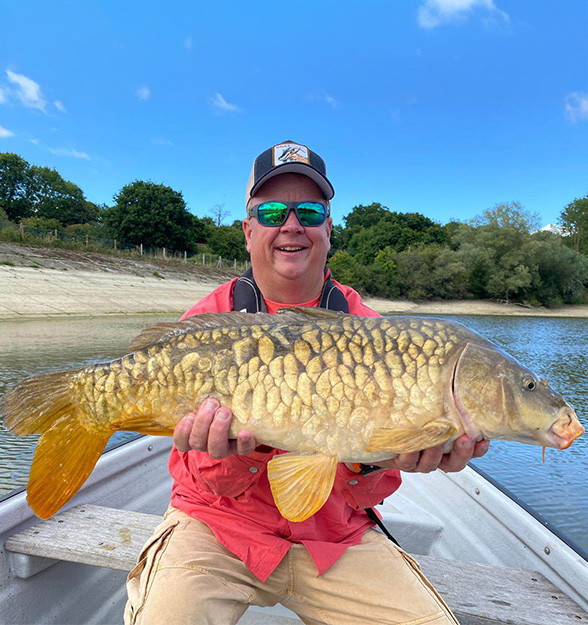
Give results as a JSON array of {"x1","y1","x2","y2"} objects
[
  {"x1": 258, "y1": 202, "x2": 288, "y2": 225},
  {"x1": 296, "y1": 202, "x2": 326, "y2": 226}
]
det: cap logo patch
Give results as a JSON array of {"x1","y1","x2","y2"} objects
[{"x1": 273, "y1": 142, "x2": 310, "y2": 166}]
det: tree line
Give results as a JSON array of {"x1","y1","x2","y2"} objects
[
  {"x1": 2, "y1": 151, "x2": 588, "y2": 306},
  {"x1": 328, "y1": 202, "x2": 588, "y2": 307},
  {"x1": 0, "y1": 153, "x2": 248, "y2": 261}
]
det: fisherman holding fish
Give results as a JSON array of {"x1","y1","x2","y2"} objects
[
  {"x1": 124, "y1": 141, "x2": 489, "y2": 625},
  {"x1": 3, "y1": 140, "x2": 582, "y2": 622}
]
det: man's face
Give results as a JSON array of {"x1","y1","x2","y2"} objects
[{"x1": 243, "y1": 173, "x2": 332, "y2": 287}]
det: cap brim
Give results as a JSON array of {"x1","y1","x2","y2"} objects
[{"x1": 248, "y1": 163, "x2": 334, "y2": 201}]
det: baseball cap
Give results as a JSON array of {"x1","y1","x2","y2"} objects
[{"x1": 245, "y1": 141, "x2": 335, "y2": 204}]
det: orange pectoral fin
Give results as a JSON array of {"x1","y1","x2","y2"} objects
[
  {"x1": 366, "y1": 420, "x2": 458, "y2": 454},
  {"x1": 267, "y1": 453, "x2": 338, "y2": 522}
]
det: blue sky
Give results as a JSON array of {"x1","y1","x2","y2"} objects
[{"x1": 0, "y1": 0, "x2": 587, "y2": 228}]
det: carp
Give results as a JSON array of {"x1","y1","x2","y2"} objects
[{"x1": 0, "y1": 308, "x2": 584, "y2": 521}]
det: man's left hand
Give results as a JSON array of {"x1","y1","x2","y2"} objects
[{"x1": 370, "y1": 435, "x2": 490, "y2": 474}]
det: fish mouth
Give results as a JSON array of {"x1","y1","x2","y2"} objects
[{"x1": 546, "y1": 408, "x2": 585, "y2": 449}]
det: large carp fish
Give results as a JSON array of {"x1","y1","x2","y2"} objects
[{"x1": 1, "y1": 308, "x2": 584, "y2": 521}]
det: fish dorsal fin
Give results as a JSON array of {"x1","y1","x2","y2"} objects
[
  {"x1": 267, "y1": 453, "x2": 338, "y2": 522},
  {"x1": 129, "y1": 308, "x2": 342, "y2": 352},
  {"x1": 129, "y1": 312, "x2": 278, "y2": 351},
  {"x1": 277, "y1": 306, "x2": 344, "y2": 321},
  {"x1": 365, "y1": 419, "x2": 458, "y2": 454}
]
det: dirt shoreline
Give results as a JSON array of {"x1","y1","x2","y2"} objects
[{"x1": 2, "y1": 243, "x2": 588, "y2": 320}]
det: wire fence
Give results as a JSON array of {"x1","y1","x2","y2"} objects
[{"x1": 0, "y1": 222, "x2": 250, "y2": 272}]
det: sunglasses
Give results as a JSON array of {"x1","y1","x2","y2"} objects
[{"x1": 247, "y1": 201, "x2": 330, "y2": 227}]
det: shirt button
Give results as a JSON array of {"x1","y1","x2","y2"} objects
[
  {"x1": 349, "y1": 479, "x2": 359, "y2": 485},
  {"x1": 249, "y1": 467, "x2": 259, "y2": 473}
]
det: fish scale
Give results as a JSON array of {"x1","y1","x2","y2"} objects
[{"x1": 0, "y1": 307, "x2": 583, "y2": 521}]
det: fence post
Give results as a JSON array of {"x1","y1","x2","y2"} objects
[
  {"x1": 163, "y1": 247, "x2": 166, "y2": 259},
  {"x1": 86, "y1": 234, "x2": 89, "y2": 247},
  {"x1": 202, "y1": 253, "x2": 205, "y2": 266},
  {"x1": 140, "y1": 243, "x2": 143, "y2": 256},
  {"x1": 184, "y1": 251, "x2": 187, "y2": 264},
  {"x1": 19, "y1": 224, "x2": 24, "y2": 240},
  {"x1": 217, "y1": 256, "x2": 223, "y2": 268},
  {"x1": 233, "y1": 259, "x2": 237, "y2": 269},
  {"x1": 114, "y1": 239, "x2": 117, "y2": 252}
]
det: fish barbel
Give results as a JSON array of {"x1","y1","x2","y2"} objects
[{"x1": 0, "y1": 308, "x2": 584, "y2": 521}]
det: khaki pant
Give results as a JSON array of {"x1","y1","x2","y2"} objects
[{"x1": 125, "y1": 507, "x2": 459, "y2": 625}]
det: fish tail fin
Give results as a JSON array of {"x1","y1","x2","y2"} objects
[{"x1": 1, "y1": 371, "x2": 111, "y2": 519}]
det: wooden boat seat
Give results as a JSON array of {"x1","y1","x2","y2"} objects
[{"x1": 4, "y1": 504, "x2": 587, "y2": 625}]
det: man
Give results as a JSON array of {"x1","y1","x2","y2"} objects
[{"x1": 125, "y1": 141, "x2": 489, "y2": 625}]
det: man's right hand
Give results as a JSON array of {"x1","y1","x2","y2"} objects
[{"x1": 173, "y1": 397, "x2": 257, "y2": 458}]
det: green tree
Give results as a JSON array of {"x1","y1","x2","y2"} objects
[
  {"x1": 28, "y1": 166, "x2": 99, "y2": 226},
  {"x1": 348, "y1": 211, "x2": 447, "y2": 264},
  {"x1": 527, "y1": 232, "x2": 588, "y2": 306},
  {"x1": 559, "y1": 194, "x2": 588, "y2": 254},
  {"x1": 343, "y1": 202, "x2": 391, "y2": 232},
  {"x1": 104, "y1": 181, "x2": 196, "y2": 252},
  {"x1": 395, "y1": 245, "x2": 467, "y2": 300},
  {"x1": 471, "y1": 201, "x2": 541, "y2": 233},
  {"x1": 455, "y1": 205, "x2": 537, "y2": 302},
  {"x1": 207, "y1": 225, "x2": 248, "y2": 261},
  {"x1": 21, "y1": 216, "x2": 62, "y2": 230},
  {"x1": 0, "y1": 153, "x2": 33, "y2": 222}
]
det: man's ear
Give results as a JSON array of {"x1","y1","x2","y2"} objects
[{"x1": 243, "y1": 218, "x2": 253, "y2": 253}]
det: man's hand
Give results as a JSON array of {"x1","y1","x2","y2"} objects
[
  {"x1": 173, "y1": 397, "x2": 257, "y2": 458},
  {"x1": 369, "y1": 435, "x2": 490, "y2": 474}
]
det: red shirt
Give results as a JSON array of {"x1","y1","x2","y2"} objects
[{"x1": 169, "y1": 278, "x2": 402, "y2": 582}]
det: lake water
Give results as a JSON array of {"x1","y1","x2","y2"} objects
[{"x1": 0, "y1": 312, "x2": 586, "y2": 552}]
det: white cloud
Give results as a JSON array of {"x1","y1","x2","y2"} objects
[
  {"x1": 565, "y1": 92, "x2": 588, "y2": 123},
  {"x1": 0, "y1": 124, "x2": 14, "y2": 138},
  {"x1": 0, "y1": 87, "x2": 7, "y2": 104},
  {"x1": 307, "y1": 91, "x2": 338, "y2": 109},
  {"x1": 184, "y1": 37, "x2": 193, "y2": 50},
  {"x1": 54, "y1": 100, "x2": 67, "y2": 113},
  {"x1": 324, "y1": 92, "x2": 338, "y2": 109},
  {"x1": 418, "y1": 0, "x2": 509, "y2": 29},
  {"x1": 30, "y1": 138, "x2": 91, "y2": 160},
  {"x1": 151, "y1": 137, "x2": 174, "y2": 146},
  {"x1": 6, "y1": 69, "x2": 48, "y2": 112},
  {"x1": 210, "y1": 92, "x2": 240, "y2": 113},
  {"x1": 136, "y1": 86, "x2": 151, "y2": 100},
  {"x1": 48, "y1": 147, "x2": 91, "y2": 160}
]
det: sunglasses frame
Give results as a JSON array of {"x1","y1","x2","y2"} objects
[{"x1": 247, "y1": 201, "x2": 330, "y2": 227}]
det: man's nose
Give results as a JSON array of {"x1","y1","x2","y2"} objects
[{"x1": 280, "y1": 208, "x2": 305, "y2": 232}]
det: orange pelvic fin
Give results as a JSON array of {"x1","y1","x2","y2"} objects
[
  {"x1": 542, "y1": 446, "x2": 546, "y2": 464},
  {"x1": 267, "y1": 453, "x2": 338, "y2": 522},
  {"x1": 365, "y1": 419, "x2": 457, "y2": 454}
]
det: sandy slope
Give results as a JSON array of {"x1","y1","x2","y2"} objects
[{"x1": 1, "y1": 243, "x2": 588, "y2": 320}]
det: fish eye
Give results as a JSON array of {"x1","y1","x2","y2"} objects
[{"x1": 523, "y1": 377, "x2": 537, "y2": 391}]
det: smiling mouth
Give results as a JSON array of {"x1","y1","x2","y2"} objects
[{"x1": 276, "y1": 246, "x2": 306, "y2": 252}]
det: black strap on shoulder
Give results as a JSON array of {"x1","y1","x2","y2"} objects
[
  {"x1": 233, "y1": 267, "x2": 349, "y2": 313},
  {"x1": 364, "y1": 507, "x2": 400, "y2": 546}
]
